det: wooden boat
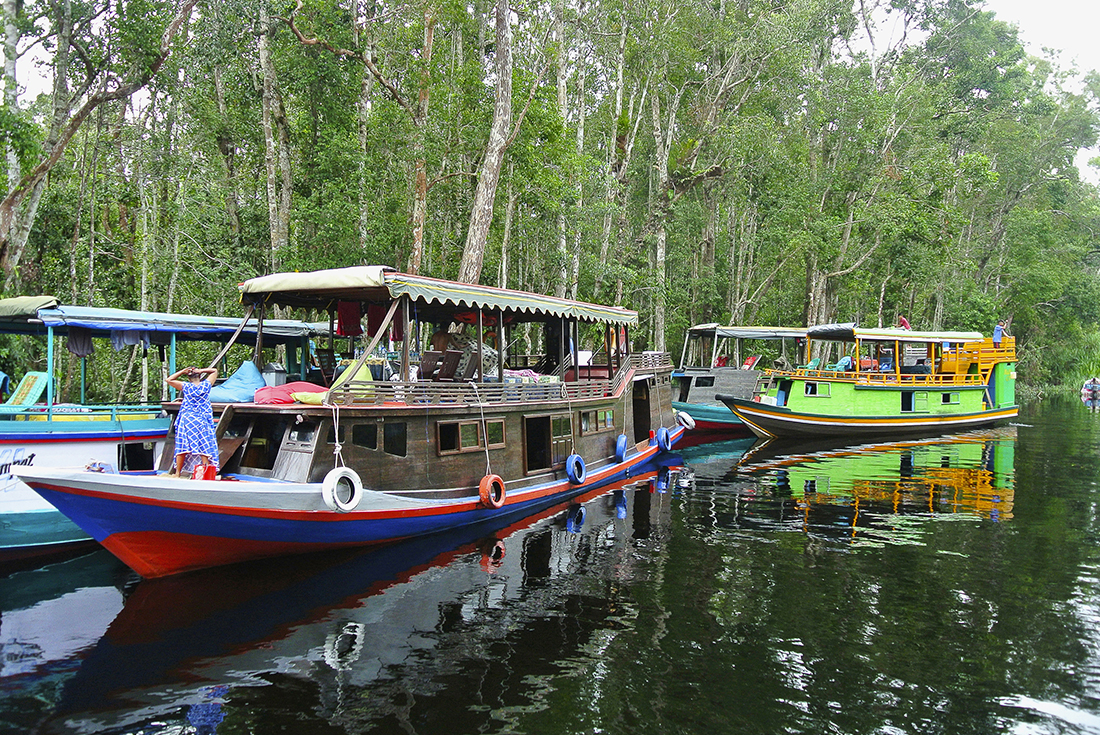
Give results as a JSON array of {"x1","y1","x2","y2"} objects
[
  {"x1": 15, "y1": 266, "x2": 682, "y2": 577},
  {"x1": 716, "y1": 323, "x2": 1018, "y2": 439},
  {"x1": 0, "y1": 297, "x2": 317, "y2": 554},
  {"x1": 672, "y1": 324, "x2": 806, "y2": 443}
]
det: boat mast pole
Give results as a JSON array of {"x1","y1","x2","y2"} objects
[
  {"x1": 46, "y1": 325, "x2": 54, "y2": 416},
  {"x1": 477, "y1": 309, "x2": 484, "y2": 382},
  {"x1": 205, "y1": 303, "x2": 257, "y2": 373},
  {"x1": 400, "y1": 296, "x2": 410, "y2": 379}
]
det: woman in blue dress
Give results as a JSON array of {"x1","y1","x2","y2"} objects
[{"x1": 166, "y1": 366, "x2": 219, "y2": 477}]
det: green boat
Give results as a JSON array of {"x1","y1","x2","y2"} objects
[{"x1": 716, "y1": 323, "x2": 1018, "y2": 439}]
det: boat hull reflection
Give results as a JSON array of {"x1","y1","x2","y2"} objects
[
  {"x1": 736, "y1": 428, "x2": 1016, "y2": 527},
  {"x1": 41, "y1": 464, "x2": 682, "y2": 734}
]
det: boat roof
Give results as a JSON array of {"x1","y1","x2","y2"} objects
[
  {"x1": 686, "y1": 323, "x2": 806, "y2": 340},
  {"x1": 0, "y1": 297, "x2": 319, "y2": 342},
  {"x1": 239, "y1": 266, "x2": 639, "y2": 325},
  {"x1": 808, "y1": 323, "x2": 985, "y2": 343}
]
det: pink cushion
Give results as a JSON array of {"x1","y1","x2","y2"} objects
[{"x1": 254, "y1": 381, "x2": 327, "y2": 404}]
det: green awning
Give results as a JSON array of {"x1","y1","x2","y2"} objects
[{"x1": 0, "y1": 295, "x2": 58, "y2": 320}]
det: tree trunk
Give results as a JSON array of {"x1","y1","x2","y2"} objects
[
  {"x1": 213, "y1": 67, "x2": 242, "y2": 246},
  {"x1": 258, "y1": 6, "x2": 291, "y2": 270},
  {"x1": 456, "y1": 0, "x2": 510, "y2": 285},
  {"x1": 499, "y1": 162, "x2": 515, "y2": 288},
  {"x1": 3, "y1": 0, "x2": 17, "y2": 190}
]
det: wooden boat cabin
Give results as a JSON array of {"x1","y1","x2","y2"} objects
[{"x1": 165, "y1": 266, "x2": 679, "y2": 499}]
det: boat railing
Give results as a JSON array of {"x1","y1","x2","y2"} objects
[
  {"x1": 764, "y1": 367, "x2": 987, "y2": 387},
  {"x1": 323, "y1": 352, "x2": 672, "y2": 407}
]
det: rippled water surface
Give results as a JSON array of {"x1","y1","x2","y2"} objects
[{"x1": 5, "y1": 396, "x2": 1100, "y2": 734}]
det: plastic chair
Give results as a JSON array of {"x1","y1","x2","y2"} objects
[
  {"x1": 797, "y1": 358, "x2": 820, "y2": 370},
  {"x1": 0, "y1": 371, "x2": 49, "y2": 415}
]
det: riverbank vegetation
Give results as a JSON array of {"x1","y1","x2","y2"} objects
[{"x1": 1, "y1": 0, "x2": 1098, "y2": 392}]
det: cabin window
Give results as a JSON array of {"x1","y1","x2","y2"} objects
[
  {"x1": 437, "y1": 419, "x2": 506, "y2": 454},
  {"x1": 287, "y1": 421, "x2": 317, "y2": 445},
  {"x1": 694, "y1": 376, "x2": 715, "y2": 388},
  {"x1": 241, "y1": 417, "x2": 290, "y2": 470},
  {"x1": 325, "y1": 425, "x2": 346, "y2": 445},
  {"x1": 901, "y1": 391, "x2": 929, "y2": 413},
  {"x1": 581, "y1": 409, "x2": 615, "y2": 435},
  {"x1": 804, "y1": 382, "x2": 830, "y2": 397},
  {"x1": 941, "y1": 392, "x2": 960, "y2": 405},
  {"x1": 525, "y1": 414, "x2": 572, "y2": 473},
  {"x1": 352, "y1": 423, "x2": 377, "y2": 449},
  {"x1": 384, "y1": 422, "x2": 407, "y2": 457}
]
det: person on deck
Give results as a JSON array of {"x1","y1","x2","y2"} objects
[
  {"x1": 897, "y1": 315, "x2": 911, "y2": 330},
  {"x1": 167, "y1": 366, "x2": 219, "y2": 477},
  {"x1": 993, "y1": 320, "x2": 1008, "y2": 347}
]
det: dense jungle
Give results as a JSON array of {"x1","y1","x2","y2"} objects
[{"x1": 0, "y1": 0, "x2": 1098, "y2": 401}]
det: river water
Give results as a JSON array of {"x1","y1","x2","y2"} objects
[{"x1": 3, "y1": 396, "x2": 1100, "y2": 734}]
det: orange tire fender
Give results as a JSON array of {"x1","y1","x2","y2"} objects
[{"x1": 479, "y1": 474, "x2": 506, "y2": 509}]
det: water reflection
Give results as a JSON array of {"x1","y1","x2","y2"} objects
[
  {"x1": 677, "y1": 428, "x2": 1016, "y2": 547},
  {"x1": 13, "y1": 404, "x2": 1100, "y2": 735},
  {"x1": 12, "y1": 468, "x2": 679, "y2": 735}
]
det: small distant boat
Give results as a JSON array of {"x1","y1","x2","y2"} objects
[
  {"x1": 672, "y1": 324, "x2": 806, "y2": 443},
  {"x1": 16, "y1": 266, "x2": 682, "y2": 577},
  {"x1": 716, "y1": 323, "x2": 1018, "y2": 439},
  {"x1": 0, "y1": 297, "x2": 318, "y2": 554}
]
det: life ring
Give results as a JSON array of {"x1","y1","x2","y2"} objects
[
  {"x1": 676, "y1": 411, "x2": 696, "y2": 430},
  {"x1": 478, "y1": 474, "x2": 506, "y2": 509},
  {"x1": 565, "y1": 453, "x2": 587, "y2": 485},
  {"x1": 615, "y1": 434, "x2": 629, "y2": 463},
  {"x1": 655, "y1": 426, "x2": 672, "y2": 452},
  {"x1": 322, "y1": 467, "x2": 363, "y2": 512}
]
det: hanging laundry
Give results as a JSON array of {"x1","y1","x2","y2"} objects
[
  {"x1": 110, "y1": 330, "x2": 150, "y2": 351},
  {"x1": 66, "y1": 326, "x2": 95, "y2": 357},
  {"x1": 337, "y1": 302, "x2": 363, "y2": 337}
]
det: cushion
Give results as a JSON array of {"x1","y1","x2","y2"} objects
[
  {"x1": 292, "y1": 391, "x2": 327, "y2": 405},
  {"x1": 209, "y1": 361, "x2": 267, "y2": 403},
  {"x1": 255, "y1": 381, "x2": 327, "y2": 405}
]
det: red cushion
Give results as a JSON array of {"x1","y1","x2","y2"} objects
[{"x1": 254, "y1": 381, "x2": 327, "y2": 404}]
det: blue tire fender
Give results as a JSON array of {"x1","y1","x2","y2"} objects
[
  {"x1": 655, "y1": 426, "x2": 672, "y2": 452},
  {"x1": 566, "y1": 453, "x2": 587, "y2": 485},
  {"x1": 615, "y1": 434, "x2": 629, "y2": 463}
]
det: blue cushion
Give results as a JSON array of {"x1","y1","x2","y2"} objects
[{"x1": 209, "y1": 361, "x2": 267, "y2": 403}]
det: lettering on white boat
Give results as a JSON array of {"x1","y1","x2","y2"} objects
[{"x1": 0, "y1": 448, "x2": 36, "y2": 481}]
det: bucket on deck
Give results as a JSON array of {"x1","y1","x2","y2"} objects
[{"x1": 192, "y1": 464, "x2": 216, "y2": 480}]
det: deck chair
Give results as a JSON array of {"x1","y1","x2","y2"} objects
[
  {"x1": 419, "y1": 351, "x2": 443, "y2": 381},
  {"x1": 315, "y1": 348, "x2": 337, "y2": 385},
  {"x1": 741, "y1": 355, "x2": 761, "y2": 370},
  {"x1": 0, "y1": 371, "x2": 49, "y2": 416},
  {"x1": 457, "y1": 353, "x2": 480, "y2": 381},
  {"x1": 434, "y1": 350, "x2": 463, "y2": 382},
  {"x1": 797, "y1": 357, "x2": 820, "y2": 370}
]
